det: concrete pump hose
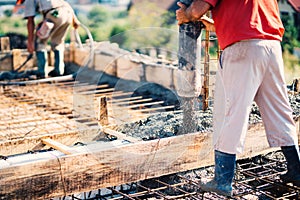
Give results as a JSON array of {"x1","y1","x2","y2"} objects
[
  {"x1": 78, "y1": 23, "x2": 95, "y2": 66},
  {"x1": 73, "y1": 29, "x2": 83, "y2": 49}
]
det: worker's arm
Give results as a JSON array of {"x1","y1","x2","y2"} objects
[
  {"x1": 26, "y1": 16, "x2": 35, "y2": 54},
  {"x1": 176, "y1": 0, "x2": 211, "y2": 24}
]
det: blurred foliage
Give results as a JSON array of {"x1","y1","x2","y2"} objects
[
  {"x1": 281, "y1": 14, "x2": 300, "y2": 54},
  {"x1": 0, "y1": 3, "x2": 299, "y2": 81},
  {"x1": 283, "y1": 51, "x2": 300, "y2": 83},
  {"x1": 117, "y1": 2, "x2": 178, "y2": 53},
  {"x1": 72, "y1": 2, "x2": 179, "y2": 55},
  {"x1": 88, "y1": 6, "x2": 111, "y2": 27},
  {"x1": 0, "y1": 16, "x2": 27, "y2": 36},
  {"x1": 109, "y1": 23, "x2": 129, "y2": 46},
  {"x1": 4, "y1": 9, "x2": 12, "y2": 17}
]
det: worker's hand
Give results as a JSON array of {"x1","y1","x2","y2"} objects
[
  {"x1": 200, "y1": 15, "x2": 215, "y2": 32},
  {"x1": 176, "y1": 2, "x2": 190, "y2": 25},
  {"x1": 27, "y1": 41, "x2": 35, "y2": 54}
]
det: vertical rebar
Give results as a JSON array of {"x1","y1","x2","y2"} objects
[{"x1": 202, "y1": 27, "x2": 210, "y2": 111}]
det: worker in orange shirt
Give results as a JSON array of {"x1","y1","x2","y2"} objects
[{"x1": 19, "y1": 0, "x2": 80, "y2": 78}]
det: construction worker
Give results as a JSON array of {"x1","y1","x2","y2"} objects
[
  {"x1": 176, "y1": 0, "x2": 300, "y2": 197},
  {"x1": 21, "y1": 0, "x2": 80, "y2": 78}
]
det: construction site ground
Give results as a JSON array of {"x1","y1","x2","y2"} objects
[{"x1": 0, "y1": 39, "x2": 299, "y2": 199}]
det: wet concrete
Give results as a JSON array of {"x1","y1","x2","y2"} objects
[{"x1": 116, "y1": 93, "x2": 300, "y2": 140}]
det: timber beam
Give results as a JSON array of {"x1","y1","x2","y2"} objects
[
  {"x1": 1, "y1": 121, "x2": 299, "y2": 199},
  {"x1": 0, "y1": 127, "x2": 100, "y2": 156}
]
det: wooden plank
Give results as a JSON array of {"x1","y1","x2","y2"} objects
[
  {"x1": 0, "y1": 37, "x2": 10, "y2": 51},
  {"x1": 12, "y1": 49, "x2": 22, "y2": 71},
  {"x1": 0, "y1": 52, "x2": 12, "y2": 71},
  {"x1": 98, "y1": 96, "x2": 108, "y2": 126},
  {"x1": 42, "y1": 138, "x2": 75, "y2": 155},
  {"x1": 102, "y1": 128, "x2": 141, "y2": 143},
  {"x1": 2, "y1": 122, "x2": 296, "y2": 199},
  {"x1": 0, "y1": 127, "x2": 100, "y2": 156}
]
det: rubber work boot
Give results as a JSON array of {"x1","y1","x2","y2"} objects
[
  {"x1": 36, "y1": 50, "x2": 47, "y2": 78},
  {"x1": 49, "y1": 50, "x2": 64, "y2": 77},
  {"x1": 280, "y1": 146, "x2": 300, "y2": 186},
  {"x1": 200, "y1": 150, "x2": 236, "y2": 197}
]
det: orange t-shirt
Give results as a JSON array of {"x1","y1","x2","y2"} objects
[{"x1": 204, "y1": 0, "x2": 285, "y2": 49}]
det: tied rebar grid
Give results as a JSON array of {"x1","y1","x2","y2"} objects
[{"x1": 56, "y1": 150, "x2": 299, "y2": 200}]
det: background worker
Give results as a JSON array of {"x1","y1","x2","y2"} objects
[
  {"x1": 23, "y1": 0, "x2": 80, "y2": 78},
  {"x1": 176, "y1": 0, "x2": 300, "y2": 197}
]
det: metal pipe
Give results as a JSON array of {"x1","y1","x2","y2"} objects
[{"x1": 177, "y1": 0, "x2": 204, "y2": 134}]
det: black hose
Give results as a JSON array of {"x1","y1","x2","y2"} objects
[{"x1": 13, "y1": 53, "x2": 33, "y2": 72}]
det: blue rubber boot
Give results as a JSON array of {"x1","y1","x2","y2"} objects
[
  {"x1": 36, "y1": 50, "x2": 47, "y2": 78},
  {"x1": 280, "y1": 146, "x2": 300, "y2": 186},
  {"x1": 48, "y1": 50, "x2": 64, "y2": 77},
  {"x1": 53, "y1": 50, "x2": 65, "y2": 76},
  {"x1": 200, "y1": 150, "x2": 236, "y2": 197}
]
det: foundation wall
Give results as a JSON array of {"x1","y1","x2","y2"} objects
[{"x1": 66, "y1": 41, "x2": 207, "y2": 96}]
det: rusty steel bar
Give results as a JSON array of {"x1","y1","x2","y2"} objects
[
  {"x1": 202, "y1": 22, "x2": 210, "y2": 111},
  {"x1": 60, "y1": 151, "x2": 299, "y2": 200}
]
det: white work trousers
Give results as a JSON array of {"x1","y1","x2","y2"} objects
[
  {"x1": 36, "y1": 6, "x2": 74, "y2": 52},
  {"x1": 213, "y1": 39, "x2": 297, "y2": 154}
]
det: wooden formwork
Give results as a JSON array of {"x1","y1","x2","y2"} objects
[
  {"x1": 0, "y1": 78, "x2": 299, "y2": 199},
  {"x1": 0, "y1": 80, "x2": 174, "y2": 156}
]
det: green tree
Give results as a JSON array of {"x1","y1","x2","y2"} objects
[
  {"x1": 88, "y1": 6, "x2": 110, "y2": 27},
  {"x1": 121, "y1": 2, "x2": 177, "y2": 51},
  {"x1": 14, "y1": 21, "x2": 21, "y2": 28},
  {"x1": 281, "y1": 14, "x2": 299, "y2": 53},
  {"x1": 4, "y1": 9, "x2": 12, "y2": 18},
  {"x1": 109, "y1": 24, "x2": 129, "y2": 46}
]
